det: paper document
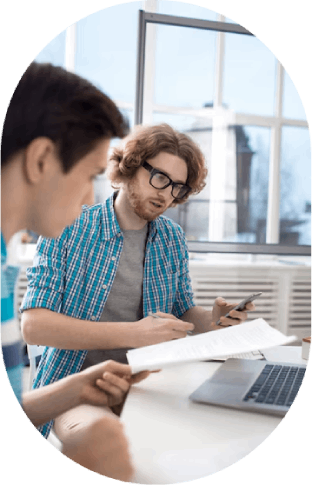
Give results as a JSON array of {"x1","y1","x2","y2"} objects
[
  {"x1": 127, "y1": 318, "x2": 297, "y2": 373},
  {"x1": 209, "y1": 350, "x2": 264, "y2": 361}
]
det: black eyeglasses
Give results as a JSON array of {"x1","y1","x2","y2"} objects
[{"x1": 142, "y1": 161, "x2": 191, "y2": 200}]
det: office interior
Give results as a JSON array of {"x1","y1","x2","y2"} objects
[
  {"x1": 11, "y1": 0, "x2": 311, "y2": 348},
  {"x1": 7, "y1": 1, "x2": 311, "y2": 482}
]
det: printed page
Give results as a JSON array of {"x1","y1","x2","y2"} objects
[
  {"x1": 209, "y1": 350, "x2": 264, "y2": 361},
  {"x1": 127, "y1": 318, "x2": 297, "y2": 373}
]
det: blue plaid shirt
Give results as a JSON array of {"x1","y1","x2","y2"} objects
[
  {"x1": 21, "y1": 193, "x2": 194, "y2": 437},
  {"x1": 1, "y1": 232, "x2": 23, "y2": 405}
]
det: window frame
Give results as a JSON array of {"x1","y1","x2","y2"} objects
[
  {"x1": 62, "y1": 8, "x2": 310, "y2": 256},
  {"x1": 134, "y1": 10, "x2": 310, "y2": 255}
]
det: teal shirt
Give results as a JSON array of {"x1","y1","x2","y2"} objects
[
  {"x1": 1, "y1": 232, "x2": 23, "y2": 404},
  {"x1": 21, "y1": 194, "x2": 195, "y2": 438}
]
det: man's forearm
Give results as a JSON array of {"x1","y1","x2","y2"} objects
[
  {"x1": 180, "y1": 306, "x2": 213, "y2": 333},
  {"x1": 22, "y1": 373, "x2": 82, "y2": 427},
  {"x1": 21, "y1": 308, "x2": 136, "y2": 350}
]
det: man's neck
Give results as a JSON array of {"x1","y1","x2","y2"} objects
[
  {"x1": 1, "y1": 160, "x2": 29, "y2": 244},
  {"x1": 114, "y1": 190, "x2": 148, "y2": 231}
]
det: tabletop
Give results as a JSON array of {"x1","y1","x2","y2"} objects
[{"x1": 121, "y1": 345, "x2": 305, "y2": 484}]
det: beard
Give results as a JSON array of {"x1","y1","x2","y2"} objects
[{"x1": 127, "y1": 178, "x2": 165, "y2": 222}]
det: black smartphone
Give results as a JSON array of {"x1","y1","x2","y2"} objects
[{"x1": 216, "y1": 292, "x2": 262, "y2": 325}]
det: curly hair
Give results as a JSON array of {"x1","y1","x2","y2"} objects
[{"x1": 107, "y1": 123, "x2": 207, "y2": 204}]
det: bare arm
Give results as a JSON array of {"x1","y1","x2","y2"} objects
[
  {"x1": 23, "y1": 372, "x2": 83, "y2": 426},
  {"x1": 22, "y1": 308, "x2": 135, "y2": 349},
  {"x1": 21, "y1": 308, "x2": 194, "y2": 350},
  {"x1": 22, "y1": 360, "x2": 150, "y2": 427}
]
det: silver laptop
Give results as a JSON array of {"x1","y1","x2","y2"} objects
[{"x1": 189, "y1": 358, "x2": 306, "y2": 417}]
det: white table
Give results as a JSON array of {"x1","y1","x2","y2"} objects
[{"x1": 121, "y1": 346, "x2": 306, "y2": 484}]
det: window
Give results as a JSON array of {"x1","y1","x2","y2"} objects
[
  {"x1": 75, "y1": 1, "x2": 143, "y2": 128},
  {"x1": 223, "y1": 33, "x2": 276, "y2": 116},
  {"x1": 30, "y1": 2, "x2": 310, "y2": 252},
  {"x1": 138, "y1": 9, "x2": 310, "y2": 250},
  {"x1": 280, "y1": 127, "x2": 311, "y2": 245},
  {"x1": 153, "y1": 24, "x2": 216, "y2": 109}
]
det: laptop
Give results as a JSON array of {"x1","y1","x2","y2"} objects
[{"x1": 189, "y1": 358, "x2": 306, "y2": 417}]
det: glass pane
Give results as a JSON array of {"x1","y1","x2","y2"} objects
[
  {"x1": 166, "y1": 201, "x2": 210, "y2": 241},
  {"x1": 223, "y1": 33, "x2": 276, "y2": 116},
  {"x1": 157, "y1": 1, "x2": 218, "y2": 21},
  {"x1": 151, "y1": 24, "x2": 217, "y2": 109},
  {"x1": 283, "y1": 71, "x2": 307, "y2": 121},
  {"x1": 207, "y1": 124, "x2": 270, "y2": 244},
  {"x1": 280, "y1": 127, "x2": 311, "y2": 245},
  {"x1": 35, "y1": 30, "x2": 66, "y2": 67},
  {"x1": 75, "y1": 2, "x2": 143, "y2": 106},
  {"x1": 162, "y1": 123, "x2": 270, "y2": 244},
  {"x1": 245, "y1": 126, "x2": 271, "y2": 244}
]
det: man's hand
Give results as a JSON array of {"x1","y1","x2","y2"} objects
[
  {"x1": 133, "y1": 312, "x2": 195, "y2": 347},
  {"x1": 78, "y1": 360, "x2": 151, "y2": 408},
  {"x1": 211, "y1": 297, "x2": 256, "y2": 330}
]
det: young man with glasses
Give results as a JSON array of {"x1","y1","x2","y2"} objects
[{"x1": 21, "y1": 123, "x2": 255, "y2": 443}]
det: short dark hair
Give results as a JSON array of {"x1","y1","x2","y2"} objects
[{"x1": 1, "y1": 62, "x2": 129, "y2": 171}]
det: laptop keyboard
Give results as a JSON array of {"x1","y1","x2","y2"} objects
[{"x1": 243, "y1": 364, "x2": 306, "y2": 407}]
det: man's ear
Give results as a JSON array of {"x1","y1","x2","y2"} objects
[{"x1": 23, "y1": 137, "x2": 58, "y2": 184}]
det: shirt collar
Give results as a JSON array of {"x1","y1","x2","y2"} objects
[
  {"x1": 100, "y1": 193, "x2": 122, "y2": 241},
  {"x1": 147, "y1": 219, "x2": 158, "y2": 241}
]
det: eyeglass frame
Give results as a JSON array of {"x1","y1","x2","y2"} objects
[{"x1": 142, "y1": 161, "x2": 191, "y2": 200}]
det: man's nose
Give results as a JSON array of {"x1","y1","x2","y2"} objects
[{"x1": 157, "y1": 185, "x2": 173, "y2": 201}]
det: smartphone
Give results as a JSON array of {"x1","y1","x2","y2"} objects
[{"x1": 216, "y1": 292, "x2": 262, "y2": 325}]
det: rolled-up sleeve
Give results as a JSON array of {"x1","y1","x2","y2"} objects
[{"x1": 20, "y1": 227, "x2": 68, "y2": 313}]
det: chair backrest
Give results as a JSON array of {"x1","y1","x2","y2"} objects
[{"x1": 27, "y1": 344, "x2": 45, "y2": 392}]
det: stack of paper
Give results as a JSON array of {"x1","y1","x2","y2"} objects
[
  {"x1": 209, "y1": 350, "x2": 264, "y2": 361},
  {"x1": 127, "y1": 318, "x2": 297, "y2": 373}
]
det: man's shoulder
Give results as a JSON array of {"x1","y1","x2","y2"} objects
[
  {"x1": 81, "y1": 203, "x2": 105, "y2": 218},
  {"x1": 59, "y1": 204, "x2": 105, "y2": 244},
  {"x1": 71, "y1": 203, "x2": 106, "y2": 227}
]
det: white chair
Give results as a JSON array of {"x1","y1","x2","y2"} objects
[{"x1": 27, "y1": 344, "x2": 62, "y2": 450}]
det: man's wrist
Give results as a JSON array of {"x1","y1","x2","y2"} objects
[
  {"x1": 66, "y1": 372, "x2": 85, "y2": 406},
  {"x1": 111, "y1": 321, "x2": 140, "y2": 349}
]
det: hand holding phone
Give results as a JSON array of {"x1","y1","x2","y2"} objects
[{"x1": 215, "y1": 292, "x2": 262, "y2": 326}]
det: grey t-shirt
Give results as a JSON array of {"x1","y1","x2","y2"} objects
[{"x1": 81, "y1": 224, "x2": 148, "y2": 368}]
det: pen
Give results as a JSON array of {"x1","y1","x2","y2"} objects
[{"x1": 148, "y1": 312, "x2": 193, "y2": 335}]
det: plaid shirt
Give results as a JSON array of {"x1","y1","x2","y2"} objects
[
  {"x1": 1, "y1": 232, "x2": 23, "y2": 405},
  {"x1": 21, "y1": 193, "x2": 195, "y2": 437}
]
